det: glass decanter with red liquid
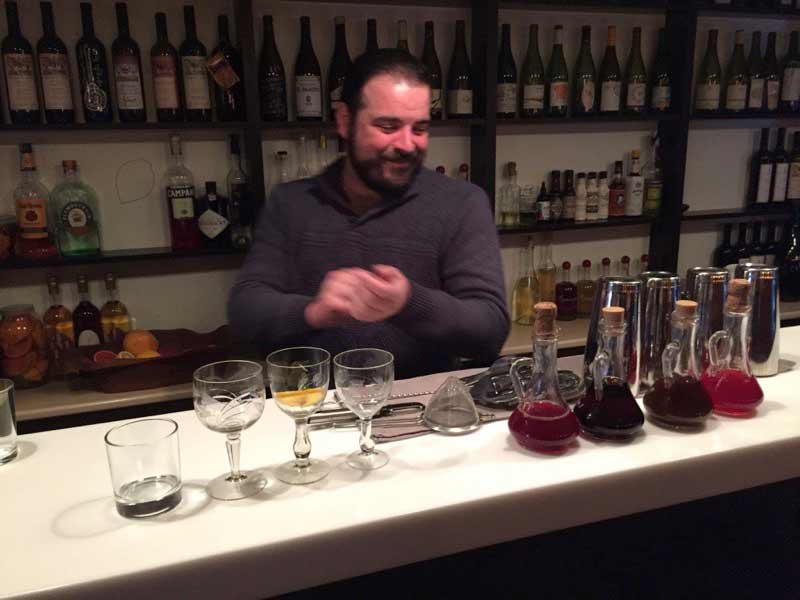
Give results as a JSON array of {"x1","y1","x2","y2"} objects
[
  {"x1": 508, "y1": 302, "x2": 579, "y2": 454},
  {"x1": 701, "y1": 278, "x2": 764, "y2": 417},
  {"x1": 643, "y1": 300, "x2": 713, "y2": 429},
  {"x1": 574, "y1": 306, "x2": 644, "y2": 441},
  {"x1": 555, "y1": 261, "x2": 577, "y2": 321}
]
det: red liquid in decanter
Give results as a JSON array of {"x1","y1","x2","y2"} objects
[
  {"x1": 574, "y1": 376, "x2": 644, "y2": 441},
  {"x1": 700, "y1": 369, "x2": 763, "y2": 417},
  {"x1": 508, "y1": 400, "x2": 579, "y2": 454},
  {"x1": 643, "y1": 375, "x2": 713, "y2": 429}
]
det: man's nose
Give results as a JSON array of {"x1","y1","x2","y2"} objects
[{"x1": 394, "y1": 127, "x2": 415, "y2": 154}]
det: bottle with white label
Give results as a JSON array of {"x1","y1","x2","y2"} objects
[
  {"x1": 771, "y1": 128, "x2": 789, "y2": 203},
  {"x1": 650, "y1": 28, "x2": 671, "y2": 112},
  {"x1": 781, "y1": 30, "x2": 800, "y2": 112},
  {"x1": 197, "y1": 182, "x2": 231, "y2": 249},
  {"x1": 180, "y1": 6, "x2": 212, "y2": 122},
  {"x1": 76, "y1": 2, "x2": 112, "y2": 123},
  {"x1": 724, "y1": 30, "x2": 748, "y2": 113},
  {"x1": 788, "y1": 131, "x2": 800, "y2": 202},
  {"x1": 749, "y1": 128, "x2": 773, "y2": 206},
  {"x1": 624, "y1": 150, "x2": 644, "y2": 216},
  {"x1": 151, "y1": 13, "x2": 183, "y2": 122},
  {"x1": 520, "y1": 24, "x2": 544, "y2": 118},
  {"x1": 112, "y1": 3, "x2": 146, "y2": 122},
  {"x1": 586, "y1": 172, "x2": 599, "y2": 221},
  {"x1": 763, "y1": 32, "x2": 780, "y2": 113},
  {"x1": 165, "y1": 134, "x2": 201, "y2": 250},
  {"x1": 421, "y1": 21, "x2": 442, "y2": 119},
  {"x1": 695, "y1": 29, "x2": 721, "y2": 113},
  {"x1": 573, "y1": 26, "x2": 596, "y2": 115},
  {"x1": 598, "y1": 171, "x2": 610, "y2": 220},
  {"x1": 546, "y1": 25, "x2": 568, "y2": 116},
  {"x1": 3, "y1": 1, "x2": 40, "y2": 124},
  {"x1": 295, "y1": 16, "x2": 322, "y2": 121},
  {"x1": 623, "y1": 27, "x2": 647, "y2": 114},
  {"x1": 37, "y1": 2, "x2": 73, "y2": 124},
  {"x1": 50, "y1": 160, "x2": 100, "y2": 256},
  {"x1": 599, "y1": 26, "x2": 621, "y2": 114},
  {"x1": 575, "y1": 173, "x2": 587, "y2": 222},
  {"x1": 328, "y1": 17, "x2": 352, "y2": 122},
  {"x1": 746, "y1": 31, "x2": 764, "y2": 113},
  {"x1": 497, "y1": 24, "x2": 517, "y2": 118},
  {"x1": 448, "y1": 20, "x2": 473, "y2": 118}
]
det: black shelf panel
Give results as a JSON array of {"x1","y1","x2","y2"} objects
[
  {"x1": 681, "y1": 206, "x2": 792, "y2": 223},
  {"x1": 498, "y1": 215, "x2": 653, "y2": 235},
  {"x1": 497, "y1": 112, "x2": 678, "y2": 133},
  {"x1": 261, "y1": 118, "x2": 485, "y2": 137},
  {"x1": 697, "y1": 5, "x2": 799, "y2": 19},
  {"x1": 502, "y1": 0, "x2": 666, "y2": 13},
  {"x1": 1, "y1": 121, "x2": 247, "y2": 132},
  {"x1": 2, "y1": 246, "x2": 247, "y2": 271}
]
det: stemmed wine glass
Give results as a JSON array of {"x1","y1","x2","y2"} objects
[
  {"x1": 333, "y1": 348, "x2": 394, "y2": 470},
  {"x1": 266, "y1": 347, "x2": 331, "y2": 485},
  {"x1": 193, "y1": 360, "x2": 267, "y2": 500}
]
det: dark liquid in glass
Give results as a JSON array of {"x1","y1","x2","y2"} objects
[
  {"x1": 555, "y1": 281, "x2": 578, "y2": 321},
  {"x1": 643, "y1": 375, "x2": 712, "y2": 429},
  {"x1": 508, "y1": 400, "x2": 579, "y2": 454},
  {"x1": 574, "y1": 376, "x2": 644, "y2": 441}
]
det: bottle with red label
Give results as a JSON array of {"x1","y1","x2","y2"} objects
[
  {"x1": 112, "y1": 2, "x2": 146, "y2": 123},
  {"x1": 3, "y1": 1, "x2": 40, "y2": 124},
  {"x1": 151, "y1": 12, "x2": 183, "y2": 122},
  {"x1": 608, "y1": 160, "x2": 626, "y2": 217},
  {"x1": 37, "y1": 2, "x2": 74, "y2": 124},
  {"x1": 13, "y1": 144, "x2": 58, "y2": 260},
  {"x1": 164, "y1": 135, "x2": 201, "y2": 251}
]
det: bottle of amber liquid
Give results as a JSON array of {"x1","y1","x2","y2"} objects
[
  {"x1": 43, "y1": 274, "x2": 74, "y2": 376},
  {"x1": 101, "y1": 273, "x2": 131, "y2": 345},
  {"x1": 555, "y1": 261, "x2": 577, "y2": 321},
  {"x1": 512, "y1": 238, "x2": 539, "y2": 325},
  {"x1": 576, "y1": 259, "x2": 596, "y2": 317},
  {"x1": 537, "y1": 240, "x2": 557, "y2": 302},
  {"x1": 73, "y1": 274, "x2": 103, "y2": 346}
]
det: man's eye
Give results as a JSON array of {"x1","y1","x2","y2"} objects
[
  {"x1": 378, "y1": 125, "x2": 398, "y2": 133},
  {"x1": 413, "y1": 125, "x2": 429, "y2": 134}
]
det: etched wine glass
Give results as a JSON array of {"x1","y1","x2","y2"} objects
[
  {"x1": 333, "y1": 348, "x2": 394, "y2": 470},
  {"x1": 193, "y1": 360, "x2": 267, "y2": 500},
  {"x1": 266, "y1": 347, "x2": 331, "y2": 485}
]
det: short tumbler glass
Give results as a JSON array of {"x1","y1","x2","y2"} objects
[{"x1": 0, "y1": 379, "x2": 17, "y2": 465}]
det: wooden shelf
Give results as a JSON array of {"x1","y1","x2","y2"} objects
[
  {"x1": 2, "y1": 121, "x2": 247, "y2": 131},
  {"x1": 682, "y1": 206, "x2": 793, "y2": 223},
  {"x1": 499, "y1": 215, "x2": 653, "y2": 235},
  {"x1": 690, "y1": 112, "x2": 800, "y2": 128},
  {"x1": 497, "y1": 112, "x2": 677, "y2": 134}
]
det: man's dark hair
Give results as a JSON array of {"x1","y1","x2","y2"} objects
[{"x1": 341, "y1": 49, "x2": 430, "y2": 115}]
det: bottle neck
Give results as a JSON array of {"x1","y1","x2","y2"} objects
[
  {"x1": 42, "y1": 7, "x2": 55, "y2": 37},
  {"x1": 423, "y1": 23, "x2": 435, "y2": 53},
  {"x1": 81, "y1": 7, "x2": 94, "y2": 37},
  {"x1": 527, "y1": 26, "x2": 538, "y2": 55},
  {"x1": 48, "y1": 288, "x2": 62, "y2": 307},
  {"x1": 300, "y1": 20, "x2": 312, "y2": 51},
  {"x1": 156, "y1": 17, "x2": 168, "y2": 43},
  {"x1": 767, "y1": 34, "x2": 776, "y2": 57},
  {"x1": 723, "y1": 309, "x2": 753, "y2": 376},
  {"x1": 6, "y1": 4, "x2": 20, "y2": 37},
  {"x1": 597, "y1": 324, "x2": 627, "y2": 381},
  {"x1": 532, "y1": 334, "x2": 560, "y2": 394},
  {"x1": 106, "y1": 287, "x2": 119, "y2": 303},
  {"x1": 185, "y1": 17, "x2": 197, "y2": 41},
  {"x1": 671, "y1": 316, "x2": 701, "y2": 379},
  {"x1": 334, "y1": 23, "x2": 347, "y2": 52},
  {"x1": 455, "y1": 23, "x2": 466, "y2": 49}
]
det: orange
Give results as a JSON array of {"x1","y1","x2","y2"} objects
[
  {"x1": 123, "y1": 330, "x2": 159, "y2": 355},
  {"x1": 135, "y1": 350, "x2": 161, "y2": 359}
]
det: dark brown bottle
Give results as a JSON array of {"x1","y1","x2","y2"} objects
[
  {"x1": 366, "y1": 18, "x2": 379, "y2": 54},
  {"x1": 37, "y1": 2, "x2": 73, "y2": 124},
  {"x1": 151, "y1": 12, "x2": 183, "y2": 122},
  {"x1": 3, "y1": 1, "x2": 40, "y2": 124},
  {"x1": 328, "y1": 16, "x2": 351, "y2": 121},
  {"x1": 497, "y1": 24, "x2": 517, "y2": 118},
  {"x1": 180, "y1": 5, "x2": 211, "y2": 122},
  {"x1": 112, "y1": 2, "x2": 146, "y2": 123},
  {"x1": 76, "y1": 2, "x2": 112, "y2": 123},
  {"x1": 259, "y1": 15, "x2": 287, "y2": 122},
  {"x1": 73, "y1": 274, "x2": 104, "y2": 346},
  {"x1": 421, "y1": 21, "x2": 442, "y2": 119},
  {"x1": 209, "y1": 15, "x2": 245, "y2": 122},
  {"x1": 294, "y1": 16, "x2": 322, "y2": 121},
  {"x1": 447, "y1": 20, "x2": 472, "y2": 118}
]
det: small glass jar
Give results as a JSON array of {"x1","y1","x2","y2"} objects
[{"x1": 0, "y1": 304, "x2": 49, "y2": 389}]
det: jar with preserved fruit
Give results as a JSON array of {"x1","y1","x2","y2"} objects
[{"x1": 0, "y1": 305, "x2": 49, "y2": 388}]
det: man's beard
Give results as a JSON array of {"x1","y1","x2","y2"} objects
[{"x1": 346, "y1": 129, "x2": 425, "y2": 196}]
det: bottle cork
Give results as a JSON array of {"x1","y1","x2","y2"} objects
[
  {"x1": 726, "y1": 278, "x2": 751, "y2": 312},
  {"x1": 601, "y1": 306, "x2": 625, "y2": 326},
  {"x1": 533, "y1": 302, "x2": 557, "y2": 337},
  {"x1": 674, "y1": 299, "x2": 697, "y2": 319}
]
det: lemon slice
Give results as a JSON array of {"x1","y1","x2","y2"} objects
[
  {"x1": 117, "y1": 351, "x2": 135, "y2": 359},
  {"x1": 274, "y1": 387, "x2": 325, "y2": 407}
]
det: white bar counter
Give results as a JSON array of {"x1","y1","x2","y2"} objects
[{"x1": 3, "y1": 327, "x2": 800, "y2": 599}]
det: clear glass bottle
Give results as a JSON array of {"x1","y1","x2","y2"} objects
[
  {"x1": 50, "y1": 160, "x2": 101, "y2": 256},
  {"x1": 508, "y1": 302, "x2": 579, "y2": 454},
  {"x1": 555, "y1": 261, "x2": 577, "y2": 321},
  {"x1": 575, "y1": 172, "x2": 587, "y2": 222},
  {"x1": 520, "y1": 184, "x2": 537, "y2": 227},
  {"x1": 701, "y1": 278, "x2": 764, "y2": 417},
  {"x1": 562, "y1": 170, "x2": 576, "y2": 221},
  {"x1": 598, "y1": 170, "x2": 609, "y2": 220},
  {"x1": 512, "y1": 238, "x2": 539, "y2": 325},
  {"x1": 585, "y1": 171, "x2": 599, "y2": 221},
  {"x1": 644, "y1": 300, "x2": 713, "y2": 430},
  {"x1": 574, "y1": 306, "x2": 644, "y2": 441},
  {"x1": 576, "y1": 259, "x2": 595, "y2": 317},
  {"x1": 13, "y1": 143, "x2": 57, "y2": 260},
  {"x1": 276, "y1": 150, "x2": 290, "y2": 183},
  {"x1": 43, "y1": 273, "x2": 73, "y2": 377},
  {"x1": 601, "y1": 256, "x2": 611, "y2": 278},
  {"x1": 164, "y1": 134, "x2": 201, "y2": 251},
  {"x1": 227, "y1": 134, "x2": 252, "y2": 249},
  {"x1": 73, "y1": 273, "x2": 103, "y2": 346},
  {"x1": 537, "y1": 239, "x2": 557, "y2": 302},
  {"x1": 643, "y1": 136, "x2": 663, "y2": 217},
  {"x1": 100, "y1": 272, "x2": 131, "y2": 345},
  {"x1": 296, "y1": 135, "x2": 311, "y2": 179},
  {"x1": 499, "y1": 161, "x2": 521, "y2": 228},
  {"x1": 625, "y1": 150, "x2": 644, "y2": 216}
]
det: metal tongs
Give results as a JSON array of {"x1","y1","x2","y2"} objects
[{"x1": 309, "y1": 401, "x2": 425, "y2": 430}]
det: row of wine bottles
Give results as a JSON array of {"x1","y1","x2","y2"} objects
[
  {"x1": 695, "y1": 29, "x2": 800, "y2": 113},
  {"x1": 746, "y1": 127, "x2": 800, "y2": 205},
  {"x1": 709, "y1": 0, "x2": 800, "y2": 11},
  {"x1": 1, "y1": 1, "x2": 245, "y2": 125}
]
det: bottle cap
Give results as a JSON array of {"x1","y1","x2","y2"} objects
[
  {"x1": 562, "y1": 261, "x2": 571, "y2": 270},
  {"x1": 621, "y1": 255, "x2": 630, "y2": 264},
  {"x1": 104, "y1": 272, "x2": 117, "y2": 290},
  {"x1": 641, "y1": 253, "x2": 648, "y2": 262},
  {"x1": 436, "y1": 165, "x2": 446, "y2": 174},
  {"x1": 335, "y1": 16, "x2": 345, "y2": 25},
  {"x1": 577, "y1": 172, "x2": 586, "y2": 178},
  {"x1": 726, "y1": 278, "x2": 751, "y2": 312},
  {"x1": 631, "y1": 149, "x2": 641, "y2": 159},
  {"x1": 62, "y1": 160, "x2": 77, "y2": 174},
  {"x1": 602, "y1": 257, "x2": 611, "y2": 265},
  {"x1": 675, "y1": 299, "x2": 697, "y2": 318},
  {"x1": 599, "y1": 171, "x2": 607, "y2": 178},
  {"x1": 582, "y1": 259, "x2": 591, "y2": 268},
  {"x1": 602, "y1": 306, "x2": 625, "y2": 326},
  {"x1": 508, "y1": 162, "x2": 517, "y2": 176},
  {"x1": 533, "y1": 302, "x2": 557, "y2": 337},
  {"x1": 588, "y1": 171, "x2": 596, "y2": 178}
]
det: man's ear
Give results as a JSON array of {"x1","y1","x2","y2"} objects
[{"x1": 335, "y1": 102, "x2": 351, "y2": 140}]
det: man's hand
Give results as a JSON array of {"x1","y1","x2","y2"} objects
[{"x1": 304, "y1": 268, "x2": 363, "y2": 329}]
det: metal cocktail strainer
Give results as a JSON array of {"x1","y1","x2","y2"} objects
[{"x1": 423, "y1": 376, "x2": 481, "y2": 434}]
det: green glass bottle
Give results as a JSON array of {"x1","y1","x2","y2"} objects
[
  {"x1": 747, "y1": 31, "x2": 764, "y2": 112},
  {"x1": 599, "y1": 25, "x2": 621, "y2": 114},
  {"x1": 546, "y1": 25, "x2": 568, "y2": 116},
  {"x1": 623, "y1": 27, "x2": 647, "y2": 114},
  {"x1": 780, "y1": 30, "x2": 800, "y2": 113},
  {"x1": 724, "y1": 29, "x2": 748, "y2": 113},
  {"x1": 650, "y1": 28, "x2": 671, "y2": 112},
  {"x1": 695, "y1": 29, "x2": 721, "y2": 113},
  {"x1": 764, "y1": 32, "x2": 780, "y2": 112},
  {"x1": 497, "y1": 23, "x2": 517, "y2": 118},
  {"x1": 519, "y1": 24, "x2": 544, "y2": 118},
  {"x1": 573, "y1": 25, "x2": 596, "y2": 115},
  {"x1": 51, "y1": 160, "x2": 101, "y2": 256}
]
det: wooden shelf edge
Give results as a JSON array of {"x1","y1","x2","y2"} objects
[
  {"x1": 499, "y1": 216, "x2": 653, "y2": 235},
  {"x1": 2, "y1": 247, "x2": 247, "y2": 270}
]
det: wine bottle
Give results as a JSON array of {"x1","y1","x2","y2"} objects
[
  {"x1": 599, "y1": 26, "x2": 621, "y2": 114},
  {"x1": 366, "y1": 18, "x2": 379, "y2": 54},
  {"x1": 747, "y1": 31, "x2": 764, "y2": 113},
  {"x1": 765, "y1": 221, "x2": 779, "y2": 267},
  {"x1": 771, "y1": 127, "x2": 789, "y2": 203},
  {"x1": 421, "y1": 21, "x2": 442, "y2": 119},
  {"x1": 328, "y1": 16, "x2": 351, "y2": 121},
  {"x1": 180, "y1": 5, "x2": 211, "y2": 122},
  {"x1": 650, "y1": 28, "x2": 671, "y2": 112},
  {"x1": 546, "y1": 25, "x2": 568, "y2": 116},
  {"x1": 76, "y1": 2, "x2": 112, "y2": 123},
  {"x1": 295, "y1": 16, "x2": 322, "y2": 122},
  {"x1": 447, "y1": 20, "x2": 472, "y2": 119},
  {"x1": 780, "y1": 30, "x2": 800, "y2": 112},
  {"x1": 573, "y1": 26, "x2": 596, "y2": 115},
  {"x1": 519, "y1": 24, "x2": 544, "y2": 118},
  {"x1": 112, "y1": 2, "x2": 146, "y2": 123},
  {"x1": 209, "y1": 15, "x2": 245, "y2": 122},
  {"x1": 151, "y1": 12, "x2": 182, "y2": 122},
  {"x1": 749, "y1": 221, "x2": 766, "y2": 263},
  {"x1": 37, "y1": 2, "x2": 73, "y2": 124},
  {"x1": 723, "y1": 30, "x2": 748, "y2": 113},
  {"x1": 497, "y1": 24, "x2": 517, "y2": 118},
  {"x1": 748, "y1": 128, "x2": 773, "y2": 206},
  {"x1": 715, "y1": 223, "x2": 737, "y2": 268},
  {"x1": 734, "y1": 223, "x2": 750, "y2": 264},
  {"x1": 259, "y1": 15, "x2": 287, "y2": 122},
  {"x1": 764, "y1": 32, "x2": 780, "y2": 112},
  {"x1": 623, "y1": 27, "x2": 647, "y2": 114},
  {"x1": 397, "y1": 20, "x2": 409, "y2": 53},
  {"x1": 788, "y1": 131, "x2": 800, "y2": 203},
  {"x1": 3, "y1": 1, "x2": 39, "y2": 124},
  {"x1": 695, "y1": 29, "x2": 721, "y2": 113},
  {"x1": 779, "y1": 207, "x2": 800, "y2": 301}
]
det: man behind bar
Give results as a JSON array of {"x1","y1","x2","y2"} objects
[{"x1": 228, "y1": 49, "x2": 508, "y2": 378}]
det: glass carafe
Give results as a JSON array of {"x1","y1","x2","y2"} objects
[
  {"x1": 509, "y1": 302, "x2": 579, "y2": 454},
  {"x1": 574, "y1": 306, "x2": 644, "y2": 441},
  {"x1": 701, "y1": 278, "x2": 764, "y2": 417},
  {"x1": 511, "y1": 238, "x2": 539, "y2": 325},
  {"x1": 643, "y1": 300, "x2": 712, "y2": 429}
]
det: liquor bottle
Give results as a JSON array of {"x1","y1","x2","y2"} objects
[
  {"x1": 520, "y1": 25, "x2": 544, "y2": 118},
  {"x1": 227, "y1": 134, "x2": 251, "y2": 249},
  {"x1": 209, "y1": 15, "x2": 245, "y2": 122},
  {"x1": 50, "y1": 160, "x2": 100, "y2": 256},
  {"x1": 537, "y1": 181, "x2": 550, "y2": 222},
  {"x1": 747, "y1": 31, "x2": 765, "y2": 112},
  {"x1": 366, "y1": 18, "x2": 379, "y2": 54},
  {"x1": 735, "y1": 223, "x2": 750, "y2": 264},
  {"x1": 276, "y1": 150, "x2": 290, "y2": 183},
  {"x1": 574, "y1": 173, "x2": 587, "y2": 222},
  {"x1": 295, "y1": 17, "x2": 322, "y2": 121},
  {"x1": 3, "y1": 1, "x2": 39, "y2": 124},
  {"x1": 764, "y1": 221, "x2": 779, "y2": 266},
  {"x1": 498, "y1": 162, "x2": 520, "y2": 228},
  {"x1": 555, "y1": 262, "x2": 578, "y2": 321},
  {"x1": 749, "y1": 221, "x2": 766, "y2": 263},
  {"x1": 537, "y1": 240, "x2": 557, "y2": 303},
  {"x1": 259, "y1": 16, "x2": 287, "y2": 122},
  {"x1": 165, "y1": 134, "x2": 201, "y2": 250},
  {"x1": 180, "y1": 6, "x2": 211, "y2": 122},
  {"x1": 586, "y1": 172, "x2": 599, "y2": 221},
  {"x1": 100, "y1": 273, "x2": 131, "y2": 345},
  {"x1": 723, "y1": 30, "x2": 748, "y2": 113},
  {"x1": 695, "y1": 29, "x2": 721, "y2": 113},
  {"x1": 643, "y1": 136, "x2": 663, "y2": 217},
  {"x1": 396, "y1": 20, "x2": 409, "y2": 52},
  {"x1": 13, "y1": 144, "x2": 57, "y2": 260},
  {"x1": 576, "y1": 259, "x2": 595, "y2": 318},
  {"x1": 598, "y1": 170, "x2": 610, "y2": 220},
  {"x1": 562, "y1": 169, "x2": 576, "y2": 220},
  {"x1": 112, "y1": 2, "x2": 146, "y2": 123},
  {"x1": 296, "y1": 135, "x2": 310, "y2": 179},
  {"x1": 448, "y1": 20, "x2": 472, "y2": 118},
  {"x1": 197, "y1": 181, "x2": 231, "y2": 249},
  {"x1": 547, "y1": 25, "x2": 568, "y2": 116},
  {"x1": 788, "y1": 131, "x2": 800, "y2": 202},
  {"x1": 497, "y1": 24, "x2": 517, "y2": 118},
  {"x1": 748, "y1": 128, "x2": 773, "y2": 206},
  {"x1": 73, "y1": 274, "x2": 104, "y2": 346},
  {"x1": 458, "y1": 163, "x2": 469, "y2": 180},
  {"x1": 328, "y1": 17, "x2": 351, "y2": 121},
  {"x1": 780, "y1": 30, "x2": 800, "y2": 112},
  {"x1": 511, "y1": 239, "x2": 538, "y2": 325},
  {"x1": 771, "y1": 127, "x2": 789, "y2": 203},
  {"x1": 43, "y1": 274, "x2": 74, "y2": 376},
  {"x1": 601, "y1": 256, "x2": 612, "y2": 278},
  {"x1": 780, "y1": 207, "x2": 800, "y2": 300},
  {"x1": 151, "y1": 13, "x2": 182, "y2": 122},
  {"x1": 623, "y1": 27, "x2": 647, "y2": 114},
  {"x1": 76, "y1": 2, "x2": 111, "y2": 123},
  {"x1": 608, "y1": 160, "x2": 625, "y2": 217},
  {"x1": 549, "y1": 170, "x2": 563, "y2": 221},
  {"x1": 625, "y1": 151, "x2": 644, "y2": 216},
  {"x1": 639, "y1": 254, "x2": 649, "y2": 274},
  {"x1": 573, "y1": 26, "x2": 596, "y2": 115},
  {"x1": 714, "y1": 223, "x2": 737, "y2": 268},
  {"x1": 37, "y1": 2, "x2": 73, "y2": 124},
  {"x1": 599, "y1": 26, "x2": 621, "y2": 114},
  {"x1": 620, "y1": 255, "x2": 631, "y2": 276},
  {"x1": 421, "y1": 21, "x2": 442, "y2": 119},
  {"x1": 763, "y1": 32, "x2": 780, "y2": 112},
  {"x1": 650, "y1": 28, "x2": 671, "y2": 113}
]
